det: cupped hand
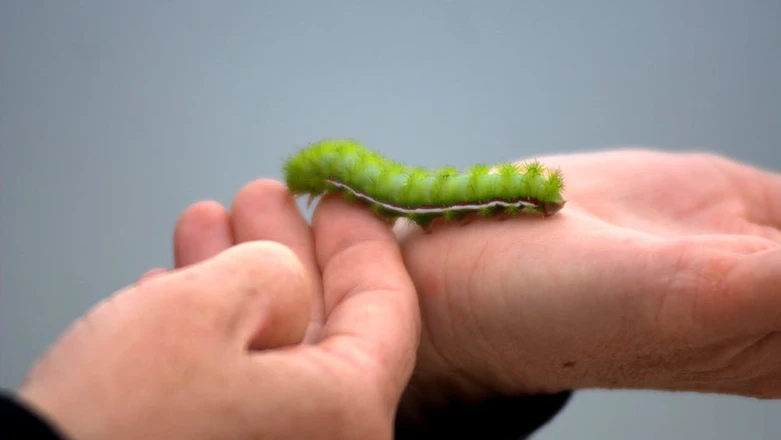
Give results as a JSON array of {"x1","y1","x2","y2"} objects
[
  {"x1": 17, "y1": 182, "x2": 420, "y2": 440},
  {"x1": 394, "y1": 149, "x2": 781, "y2": 401}
]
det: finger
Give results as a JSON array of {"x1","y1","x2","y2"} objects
[
  {"x1": 231, "y1": 179, "x2": 325, "y2": 343},
  {"x1": 173, "y1": 201, "x2": 233, "y2": 268},
  {"x1": 160, "y1": 241, "x2": 312, "y2": 349},
  {"x1": 312, "y1": 194, "x2": 420, "y2": 401}
]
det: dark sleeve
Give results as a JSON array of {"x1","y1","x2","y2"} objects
[
  {"x1": 394, "y1": 390, "x2": 572, "y2": 440},
  {"x1": 3, "y1": 388, "x2": 570, "y2": 440},
  {"x1": 0, "y1": 391, "x2": 69, "y2": 440}
]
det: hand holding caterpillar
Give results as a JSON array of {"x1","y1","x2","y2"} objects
[{"x1": 283, "y1": 139, "x2": 565, "y2": 229}]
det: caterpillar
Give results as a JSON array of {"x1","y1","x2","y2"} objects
[{"x1": 283, "y1": 139, "x2": 565, "y2": 229}]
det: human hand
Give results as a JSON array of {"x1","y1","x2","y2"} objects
[
  {"x1": 394, "y1": 149, "x2": 781, "y2": 402},
  {"x1": 17, "y1": 183, "x2": 420, "y2": 440}
]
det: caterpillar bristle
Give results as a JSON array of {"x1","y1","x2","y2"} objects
[
  {"x1": 496, "y1": 162, "x2": 520, "y2": 178},
  {"x1": 282, "y1": 139, "x2": 566, "y2": 231},
  {"x1": 469, "y1": 164, "x2": 491, "y2": 177},
  {"x1": 477, "y1": 206, "x2": 493, "y2": 217}
]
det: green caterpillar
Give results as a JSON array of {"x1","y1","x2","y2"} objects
[{"x1": 283, "y1": 139, "x2": 565, "y2": 228}]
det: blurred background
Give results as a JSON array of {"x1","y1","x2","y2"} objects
[{"x1": 1, "y1": 1, "x2": 780, "y2": 438}]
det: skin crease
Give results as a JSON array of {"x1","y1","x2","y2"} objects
[
  {"x1": 394, "y1": 149, "x2": 781, "y2": 402},
  {"x1": 17, "y1": 193, "x2": 421, "y2": 440},
  {"x1": 13, "y1": 148, "x2": 781, "y2": 439}
]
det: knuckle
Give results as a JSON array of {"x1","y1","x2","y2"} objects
[
  {"x1": 232, "y1": 241, "x2": 308, "y2": 295},
  {"x1": 237, "y1": 241, "x2": 302, "y2": 274}
]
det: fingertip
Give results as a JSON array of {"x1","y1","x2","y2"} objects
[
  {"x1": 230, "y1": 178, "x2": 308, "y2": 245},
  {"x1": 231, "y1": 179, "x2": 292, "y2": 211},
  {"x1": 311, "y1": 194, "x2": 407, "y2": 300},
  {"x1": 175, "y1": 200, "x2": 228, "y2": 231},
  {"x1": 174, "y1": 200, "x2": 232, "y2": 267},
  {"x1": 312, "y1": 194, "x2": 396, "y2": 254},
  {"x1": 311, "y1": 194, "x2": 403, "y2": 299}
]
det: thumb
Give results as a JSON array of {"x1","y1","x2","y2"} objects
[{"x1": 164, "y1": 240, "x2": 313, "y2": 350}]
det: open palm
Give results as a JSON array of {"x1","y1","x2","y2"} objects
[{"x1": 395, "y1": 149, "x2": 781, "y2": 400}]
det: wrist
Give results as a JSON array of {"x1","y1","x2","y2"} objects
[{"x1": 411, "y1": 328, "x2": 573, "y2": 399}]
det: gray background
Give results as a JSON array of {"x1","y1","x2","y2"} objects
[{"x1": 2, "y1": 1, "x2": 780, "y2": 438}]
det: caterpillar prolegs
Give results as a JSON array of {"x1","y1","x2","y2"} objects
[{"x1": 283, "y1": 139, "x2": 565, "y2": 229}]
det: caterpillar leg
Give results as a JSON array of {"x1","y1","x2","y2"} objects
[
  {"x1": 408, "y1": 214, "x2": 436, "y2": 234},
  {"x1": 497, "y1": 206, "x2": 520, "y2": 221},
  {"x1": 381, "y1": 215, "x2": 399, "y2": 227},
  {"x1": 542, "y1": 200, "x2": 566, "y2": 217},
  {"x1": 305, "y1": 194, "x2": 317, "y2": 208},
  {"x1": 458, "y1": 213, "x2": 477, "y2": 226}
]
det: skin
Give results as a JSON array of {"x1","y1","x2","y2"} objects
[
  {"x1": 17, "y1": 193, "x2": 420, "y2": 440},
  {"x1": 395, "y1": 149, "x2": 781, "y2": 404},
  {"x1": 13, "y1": 148, "x2": 781, "y2": 439}
]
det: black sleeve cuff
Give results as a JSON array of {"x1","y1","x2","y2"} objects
[
  {"x1": 3, "y1": 388, "x2": 571, "y2": 440},
  {"x1": 0, "y1": 391, "x2": 68, "y2": 440},
  {"x1": 394, "y1": 390, "x2": 572, "y2": 440}
]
